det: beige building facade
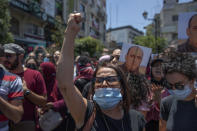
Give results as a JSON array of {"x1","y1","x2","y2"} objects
[
  {"x1": 9, "y1": 0, "x2": 58, "y2": 53},
  {"x1": 63, "y1": 0, "x2": 107, "y2": 44},
  {"x1": 106, "y1": 26, "x2": 143, "y2": 49},
  {"x1": 160, "y1": 0, "x2": 197, "y2": 43}
]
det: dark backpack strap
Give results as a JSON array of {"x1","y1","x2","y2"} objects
[{"x1": 83, "y1": 107, "x2": 96, "y2": 131}]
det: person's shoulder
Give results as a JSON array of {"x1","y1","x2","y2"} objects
[
  {"x1": 128, "y1": 109, "x2": 146, "y2": 123},
  {"x1": 161, "y1": 95, "x2": 177, "y2": 108},
  {"x1": 25, "y1": 68, "x2": 39, "y2": 73},
  {"x1": 2, "y1": 69, "x2": 19, "y2": 82},
  {"x1": 162, "y1": 95, "x2": 174, "y2": 102},
  {"x1": 25, "y1": 68, "x2": 42, "y2": 76},
  {"x1": 129, "y1": 109, "x2": 144, "y2": 118},
  {"x1": 128, "y1": 109, "x2": 146, "y2": 130}
]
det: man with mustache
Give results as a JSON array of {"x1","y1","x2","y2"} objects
[
  {"x1": 0, "y1": 45, "x2": 23, "y2": 131},
  {"x1": 3, "y1": 43, "x2": 47, "y2": 131}
]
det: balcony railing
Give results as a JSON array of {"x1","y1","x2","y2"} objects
[{"x1": 10, "y1": 0, "x2": 56, "y2": 24}]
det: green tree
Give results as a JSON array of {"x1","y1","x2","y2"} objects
[
  {"x1": 51, "y1": 16, "x2": 66, "y2": 48},
  {"x1": 134, "y1": 24, "x2": 167, "y2": 54},
  {"x1": 145, "y1": 24, "x2": 154, "y2": 36},
  {"x1": 74, "y1": 37, "x2": 104, "y2": 58},
  {"x1": 0, "y1": 0, "x2": 14, "y2": 44},
  {"x1": 68, "y1": 0, "x2": 74, "y2": 13},
  {"x1": 133, "y1": 35, "x2": 167, "y2": 54}
]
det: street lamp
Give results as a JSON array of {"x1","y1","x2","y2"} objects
[{"x1": 142, "y1": 11, "x2": 159, "y2": 53}]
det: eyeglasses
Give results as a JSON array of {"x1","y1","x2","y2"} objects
[
  {"x1": 165, "y1": 81, "x2": 185, "y2": 90},
  {"x1": 94, "y1": 76, "x2": 120, "y2": 85}
]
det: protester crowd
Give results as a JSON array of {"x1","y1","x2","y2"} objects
[{"x1": 0, "y1": 13, "x2": 197, "y2": 131}]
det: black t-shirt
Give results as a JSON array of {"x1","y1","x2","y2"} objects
[
  {"x1": 79, "y1": 101, "x2": 146, "y2": 131},
  {"x1": 160, "y1": 95, "x2": 197, "y2": 131}
]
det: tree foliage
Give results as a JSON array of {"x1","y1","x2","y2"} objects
[
  {"x1": 51, "y1": 16, "x2": 66, "y2": 49},
  {"x1": 133, "y1": 24, "x2": 167, "y2": 54},
  {"x1": 0, "y1": 0, "x2": 14, "y2": 44},
  {"x1": 133, "y1": 35, "x2": 167, "y2": 53},
  {"x1": 74, "y1": 37, "x2": 104, "y2": 58}
]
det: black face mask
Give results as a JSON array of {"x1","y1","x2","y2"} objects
[{"x1": 26, "y1": 63, "x2": 37, "y2": 70}]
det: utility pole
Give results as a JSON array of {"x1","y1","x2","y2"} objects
[{"x1": 143, "y1": 11, "x2": 159, "y2": 53}]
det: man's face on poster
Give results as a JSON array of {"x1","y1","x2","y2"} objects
[
  {"x1": 187, "y1": 15, "x2": 197, "y2": 47},
  {"x1": 125, "y1": 46, "x2": 143, "y2": 72}
]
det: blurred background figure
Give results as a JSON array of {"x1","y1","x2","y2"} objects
[
  {"x1": 53, "y1": 50, "x2": 61, "y2": 66},
  {"x1": 98, "y1": 55, "x2": 111, "y2": 64},
  {"x1": 25, "y1": 57, "x2": 39, "y2": 70},
  {"x1": 74, "y1": 56, "x2": 94, "y2": 93},
  {"x1": 151, "y1": 59, "x2": 164, "y2": 86},
  {"x1": 37, "y1": 53, "x2": 44, "y2": 65},
  {"x1": 111, "y1": 49, "x2": 121, "y2": 65},
  {"x1": 128, "y1": 74, "x2": 152, "y2": 116},
  {"x1": 43, "y1": 53, "x2": 52, "y2": 62},
  {"x1": 28, "y1": 52, "x2": 36, "y2": 59},
  {"x1": 144, "y1": 58, "x2": 165, "y2": 131},
  {"x1": 40, "y1": 62, "x2": 75, "y2": 131}
]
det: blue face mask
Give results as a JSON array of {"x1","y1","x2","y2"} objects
[
  {"x1": 44, "y1": 57, "x2": 50, "y2": 62},
  {"x1": 168, "y1": 84, "x2": 192, "y2": 100},
  {"x1": 93, "y1": 88, "x2": 122, "y2": 110}
]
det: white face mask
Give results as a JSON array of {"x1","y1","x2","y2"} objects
[{"x1": 168, "y1": 84, "x2": 192, "y2": 100}]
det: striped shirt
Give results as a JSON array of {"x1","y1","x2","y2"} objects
[{"x1": 0, "y1": 65, "x2": 23, "y2": 131}]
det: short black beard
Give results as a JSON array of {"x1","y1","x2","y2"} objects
[{"x1": 8, "y1": 56, "x2": 19, "y2": 71}]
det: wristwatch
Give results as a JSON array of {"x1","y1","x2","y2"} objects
[{"x1": 24, "y1": 89, "x2": 31, "y2": 97}]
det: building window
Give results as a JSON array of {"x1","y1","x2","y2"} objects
[
  {"x1": 26, "y1": 23, "x2": 43, "y2": 36},
  {"x1": 10, "y1": 18, "x2": 20, "y2": 35},
  {"x1": 172, "y1": 15, "x2": 178, "y2": 22}
]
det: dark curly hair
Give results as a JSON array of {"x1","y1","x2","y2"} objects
[
  {"x1": 77, "y1": 56, "x2": 91, "y2": 67},
  {"x1": 127, "y1": 73, "x2": 151, "y2": 109},
  {"x1": 163, "y1": 51, "x2": 197, "y2": 80}
]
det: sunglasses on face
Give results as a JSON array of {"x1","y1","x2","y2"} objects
[
  {"x1": 165, "y1": 81, "x2": 185, "y2": 90},
  {"x1": 94, "y1": 76, "x2": 120, "y2": 84}
]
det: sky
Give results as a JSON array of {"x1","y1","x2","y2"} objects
[{"x1": 106, "y1": 0, "x2": 193, "y2": 33}]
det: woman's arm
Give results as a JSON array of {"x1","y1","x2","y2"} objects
[{"x1": 56, "y1": 13, "x2": 87, "y2": 128}]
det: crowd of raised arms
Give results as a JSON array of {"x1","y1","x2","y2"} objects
[{"x1": 0, "y1": 13, "x2": 197, "y2": 131}]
